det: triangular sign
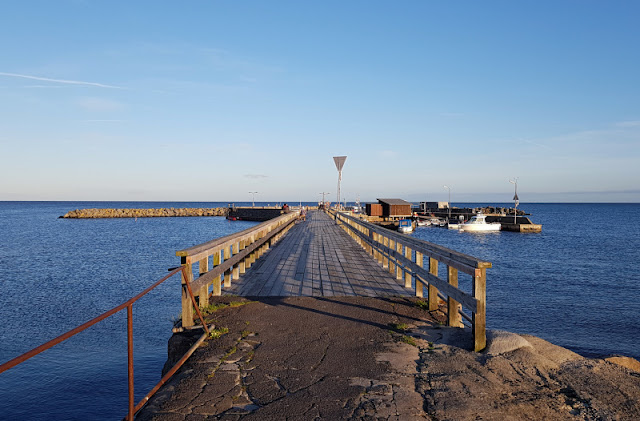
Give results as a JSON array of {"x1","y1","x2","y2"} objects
[
  {"x1": 513, "y1": 193, "x2": 519, "y2": 201},
  {"x1": 333, "y1": 156, "x2": 347, "y2": 172}
]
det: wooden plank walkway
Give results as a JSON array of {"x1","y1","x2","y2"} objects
[{"x1": 224, "y1": 210, "x2": 412, "y2": 297}]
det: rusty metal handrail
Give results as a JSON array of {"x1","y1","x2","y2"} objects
[{"x1": 0, "y1": 265, "x2": 210, "y2": 421}]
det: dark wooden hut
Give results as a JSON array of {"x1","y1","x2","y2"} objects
[{"x1": 377, "y1": 199, "x2": 412, "y2": 219}]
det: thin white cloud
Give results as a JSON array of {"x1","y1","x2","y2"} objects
[
  {"x1": 0, "y1": 72, "x2": 123, "y2": 89},
  {"x1": 244, "y1": 174, "x2": 269, "y2": 179},
  {"x1": 523, "y1": 139, "x2": 552, "y2": 150}
]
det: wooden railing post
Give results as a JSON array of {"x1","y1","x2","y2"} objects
[
  {"x1": 389, "y1": 239, "x2": 398, "y2": 275},
  {"x1": 180, "y1": 257, "x2": 194, "y2": 327},
  {"x1": 212, "y1": 250, "x2": 222, "y2": 296},
  {"x1": 395, "y1": 242, "x2": 403, "y2": 280},
  {"x1": 198, "y1": 256, "x2": 209, "y2": 308},
  {"x1": 447, "y1": 266, "x2": 462, "y2": 328},
  {"x1": 415, "y1": 252, "x2": 424, "y2": 297},
  {"x1": 232, "y1": 242, "x2": 240, "y2": 279},
  {"x1": 373, "y1": 232, "x2": 381, "y2": 263},
  {"x1": 428, "y1": 257, "x2": 439, "y2": 311},
  {"x1": 383, "y1": 235, "x2": 390, "y2": 269},
  {"x1": 224, "y1": 245, "x2": 232, "y2": 288},
  {"x1": 473, "y1": 268, "x2": 487, "y2": 351},
  {"x1": 404, "y1": 246, "x2": 412, "y2": 288},
  {"x1": 247, "y1": 235, "x2": 256, "y2": 268}
]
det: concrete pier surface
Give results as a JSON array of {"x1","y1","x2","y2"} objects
[{"x1": 137, "y1": 296, "x2": 640, "y2": 420}]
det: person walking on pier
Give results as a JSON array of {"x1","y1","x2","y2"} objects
[{"x1": 300, "y1": 206, "x2": 307, "y2": 222}]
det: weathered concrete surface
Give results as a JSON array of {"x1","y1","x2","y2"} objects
[{"x1": 137, "y1": 297, "x2": 640, "y2": 420}]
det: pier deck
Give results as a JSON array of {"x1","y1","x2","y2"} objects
[{"x1": 223, "y1": 210, "x2": 411, "y2": 297}]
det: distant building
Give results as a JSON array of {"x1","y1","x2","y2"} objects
[
  {"x1": 420, "y1": 201, "x2": 449, "y2": 212},
  {"x1": 365, "y1": 203, "x2": 383, "y2": 217},
  {"x1": 377, "y1": 199, "x2": 413, "y2": 219}
]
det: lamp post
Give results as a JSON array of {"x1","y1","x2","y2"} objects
[
  {"x1": 443, "y1": 185, "x2": 451, "y2": 222},
  {"x1": 509, "y1": 178, "x2": 519, "y2": 224},
  {"x1": 319, "y1": 192, "x2": 330, "y2": 208},
  {"x1": 249, "y1": 191, "x2": 258, "y2": 208}
]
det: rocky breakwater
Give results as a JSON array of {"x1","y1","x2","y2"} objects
[{"x1": 60, "y1": 207, "x2": 228, "y2": 219}]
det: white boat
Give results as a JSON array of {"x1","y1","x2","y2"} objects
[
  {"x1": 447, "y1": 222, "x2": 460, "y2": 230},
  {"x1": 416, "y1": 219, "x2": 431, "y2": 227},
  {"x1": 398, "y1": 219, "x2": 414, "y2": 233},
  {"x1": 458, "y1": 214, "x2": 501, "y2": 232}
]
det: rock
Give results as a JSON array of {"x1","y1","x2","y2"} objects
[
  {"x1": 605, "y1": 355, "x2": 640, "y2": 372},
  {"x1": 60, "y1": 207, "x2": 228, "y2": 218}
]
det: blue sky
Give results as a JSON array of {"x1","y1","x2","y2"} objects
[{"x1": 1, "y1": 1, "x2": 639, "y2": 203}]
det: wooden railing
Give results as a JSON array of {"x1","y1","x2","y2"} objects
[
  {"x1": 176, "y1": 210, "x2": 300, "y2": 327},
  {"x1": 330, "y1": 211, "x2": 490, "y2": 351}
]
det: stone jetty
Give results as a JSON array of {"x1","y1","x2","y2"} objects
[
  {"x1": 137, "y1": 296, "x2": 640, "y2": 420},
  {"x1": 60, "y1": 207, "x2": 228, "y2": 219}
]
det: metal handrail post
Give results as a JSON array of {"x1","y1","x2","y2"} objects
[{"x1": 127, "y1": 304, "x2": 134, "y2": 421}]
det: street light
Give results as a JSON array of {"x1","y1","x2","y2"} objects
[
  {"x1": 509, "y1": 178, "x2": 519, "y2": 224},
  {"x1": 319, "y1": 192, "x2": 330, "y2": 208},
  {"x1": 443, "y1": 185, "x2": 451, "y2": 222},
  {"x1": 249, "y1": 191, "x2": 258, "y2": 208}
]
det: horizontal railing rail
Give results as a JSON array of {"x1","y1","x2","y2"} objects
[
  {"x1": 330, "y1": 210, "x2": 490, "y2": 351},
  {"x1": 176, "y1": 210, "x2": 300, "y2": 327},
  {"x1": 0, "y1": 266, "x2": 210, "y2": 420}
]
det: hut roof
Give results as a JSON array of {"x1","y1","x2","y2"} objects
[{"x1": 377, "y1": 198, "x2": 412, "y2": 206}]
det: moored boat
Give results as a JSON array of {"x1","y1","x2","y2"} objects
[
  {"x1": 459, "y1": 213, "x2": 501, "y2": 232},
  {"x1": 398, "y1": 219, "x2": 415, "y2": 233}
]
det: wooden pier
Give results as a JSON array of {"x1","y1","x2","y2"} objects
[
  {"x1": 224, "y1": 211, "x2": 411, "y2": 297},
  {"x1": 176, "y1": 209, "x2": 491, "y2": 351}
]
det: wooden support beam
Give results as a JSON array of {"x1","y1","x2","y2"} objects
[
  {"x1": 473, "y1": 268, "x2": 487, "y2": 351},
  {"x1": 180, "y1": 257, "x2": 194, "y2": 327},
  {"x1": 212, "y1": 250, "x2": 222, "y2": 296},
  {"x1": 428, "y1": 257, "x2": 439, "y2": 311},
  {"x1": 396, "y1": 242, "x2": 403, "y2": 280},
  {"x1": 404, "y1": 246, "x2": 412, "y2": 288},
  {"x1": 415, "y1": 252, "x2": 424, "y2": 297},
  {"x1": 198, "y1": 256, "x2": 209, "y2": 308},
  {"x1": 447, "y1": 266, "x2": 462, "y2": 328},
  {"x1": 224, "y1": 245, "x2": 232, "y2": 288}
]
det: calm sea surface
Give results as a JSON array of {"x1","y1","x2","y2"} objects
[{"x1": 1, "y1": 201, "x2": 639, "y2": 420}]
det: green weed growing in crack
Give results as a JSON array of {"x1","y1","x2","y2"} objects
[
  {"x1": 414, "y1": 300, "x2": 429, "y2": 310},
  {"x1": 389, "y1": 322, "x2": 409, "y2": 332},
  {"x1": 202, "y1": 300, "x2": 256, "y2": 316},
  {"x1": 400, "y1": 335, "x2": 418, "y2": 347},
  {"x1": 209, "y1": 326, "x2": 229, "y2": 339},
  {"x1": 220, "y1": 346, "x2": 237, "y2": 363},
  {"x1": 426, "y1": 341, "x2": 435, "y2": 353}
]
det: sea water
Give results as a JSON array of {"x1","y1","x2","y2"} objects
[
  {"x1": 0, "y1": 201, "x2": 638, "y2": 420},
  {"x1": 410, "y1": 203, "x2": 640, "y2": 360}
]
